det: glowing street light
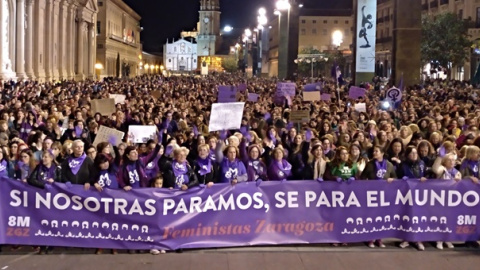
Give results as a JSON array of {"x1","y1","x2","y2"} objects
[
  {"x1": 332, "y1": 30, "x2": 344, "y2": 47},
  {"x1": 276, "y1": 0, "x2": 291, "y2": 11},
  {"x1": 258, "y1": 7, "x2": 266, "y2": 16},
  {"x1": 245, "y1": 28, "x2": 252, "y2": 37},
  {"x1": 223, "y1": 25, "x2": 233, "y2": 32}
]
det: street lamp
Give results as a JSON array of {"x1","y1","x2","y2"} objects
[
  {"x1": 94, "y1": 63, "x2": 103, "y2": 80},
  {"x1": 332, "y1": 30, "x2": 344, "y2": 48},
  {"x1": 276, "y1": 0, "x2": 291, "y2": 10}
]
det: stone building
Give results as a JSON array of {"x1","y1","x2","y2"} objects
[
  {"x1": 96, "y1": 0, "x2": 141, "y2": 78},
  {"x1": 0, "y1": 0, "x2": 98, "y2": 81}
]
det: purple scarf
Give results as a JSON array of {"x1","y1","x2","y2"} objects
[
  {"x1": 273, "y1": 159, "x2": 292, "y2": 180},
  {"x1": 38, "y1": 163, "x2": 56, "y2": 182},
  {"x1": 375, "y1": 159, "x2": 387, "y2": 179},
  {"x1": 172, "y1": 161, "x2": 190, "y2": 188},
  {"x1": 209, "y1": 149, "x2": 216, "y2": 162},
  {"x1": 68, "y1": 153, "x2": 87, "y2": 175},
  {"x1": 444, "y1": 167, "x2": 459, "y2": 180},
  {"x1": 221, "y1": 159, "x2": 246, "y2": 182},
  {"x1": 0, "y1": 160, "x2": 7, "y2": 177},
  {"x1": 464, "y1": 160, "x2": 479, "y2": 178},
  {"x1": 247, "y1": 159, "x2": 266, "y2": 181},
  {"x1": 17, "y1": 161, "x2": 30, "y2": 179},
  {"x1": 20, "y1": 122, "x2": 32, "y2": 141},
  {"x1": 75, "y1": 126, "x2": 83, "y2": 137},
  {"x1": 196, "y1": 157, "x2": 212, "y2": 176}
]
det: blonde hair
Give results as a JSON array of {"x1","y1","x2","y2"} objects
[
  {"x1": 408, "y1": 124, "x2": 420, "y2": 134},
  {"x1": 441, "y1": 153, "x2": 457, "y2": 166},
  {"x1": 173, "y1": 146, "x2": 189, "y2": 158},
  {"x1": 464, "y1": 145, "x2": 480, "y2": 161}
]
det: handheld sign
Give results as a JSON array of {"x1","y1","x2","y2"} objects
[
  {"x1": 290, "y1": 110, "x2": 310, "y2": 123},
  {"x1": 208, "y1": 102, "x2": 245, "y2": 132},
  {"x1": 218, "y1": 86, "x2": 237, "y2": 103},
  {"x1": 276, "y1": 82, "x2": 296, "y2": 97},
  {"x1": 93, "y1": 126, "x2": 125, "y2": 146},
  {"x1": 348, "y1": 86, "x2": 366, "y2": 99},
  {"x1": 127, "y1": 125, "x2": 157, "y2": 143},
  {"x1": 303, "y1": 91, "x2": 321, "y2": 102},
  {"x1": 91, "y1": 99, "x2": 116, "y2": 116}
]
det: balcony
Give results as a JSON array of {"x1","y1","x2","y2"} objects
[
  {"x1": 440, "y1": 0, "x2": 449, "y2": 5},
  {"x1": 422, "y1": 3, "x2": 429, "y2": 10},
  {"x1": 430, "y1": 1, "x2": 438, "y2": 8},
  {"x1": 377, "y1": 17, "x2": 384, "y2": 23}
]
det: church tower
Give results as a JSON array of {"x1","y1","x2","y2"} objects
[{"x1": 197, "y1": 0, "x2": 221, "y2": 56}]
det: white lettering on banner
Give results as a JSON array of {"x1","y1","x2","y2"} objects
[
  {"x1": 8, "y1": 190, "x2": 157, "y2": 216},
  {"x1": 304, "y1": 191, "x2": 361, "y2": 208},
  {"x1": 163, "y1": 192, "x2": 266, "y2": 215}
]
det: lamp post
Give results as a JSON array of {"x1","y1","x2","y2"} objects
[
  {"x1": 94, "y1": 63, "x2": 103, "y2": 81},
  {"x1": 257, "y1": 8, "x2": 268, "y2": 77}
]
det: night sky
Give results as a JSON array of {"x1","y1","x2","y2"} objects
[{"x1": 122, "y1": 0, "x2": 353, "y2": 53}]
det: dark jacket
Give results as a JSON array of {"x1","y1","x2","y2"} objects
[
  {"x1": 28, "y1": 164, "x2": 62, "y2": 189},
  {"x1": 163, "y1": 160, "x2": 199, "y2": 189},
  {"x1": 192, "y1": 160, "x2": 218, "y2": 185},
  {"x1": 360, "y1": 159, "x2": 397, "y2": 180},
  {"x1": 61, "y1": 156, "x2": 95, "y2": 185}
]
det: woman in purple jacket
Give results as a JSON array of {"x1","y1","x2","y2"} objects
[{"x1": 118, "y1": 144, "x2": 160, "y2": 191}]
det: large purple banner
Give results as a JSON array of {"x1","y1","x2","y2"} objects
[{"x1": 0, "y1": 178, "x2": 479, "y2": 250}]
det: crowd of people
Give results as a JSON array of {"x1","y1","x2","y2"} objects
[{"x1": 1, "y1": 73, "x2": 479, "y2": 254}]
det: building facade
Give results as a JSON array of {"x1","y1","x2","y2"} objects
[
  {"x1": 96, "y1": 0, "x2": 141, "y2": 78},
  {"x1": 268, "y1": 9, "x2": 354, "y2": 77},
  {"x1": 163, "y1": 39, "x2": 198, "y2": 72},
  {"x1": 197, "y1": 0, "x2": 221, "y2": 56},
  {"x1": 376, "y1": 0, "x2": 480, "y2": 80},
  {"x1": 0, "y1": 0, "x2": 98, "y2": 81}
]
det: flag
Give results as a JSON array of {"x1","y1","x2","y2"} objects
[
  {"x1": 399, "y1": 73, "x2": 404, "y2": 91},
  {"x1": 331, "y1": 61, "x2": 344, "y2": 86}
]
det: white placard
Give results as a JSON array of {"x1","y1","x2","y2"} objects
[
  {"x1": 354, "y1": 103, "x2": 367, "y2": 112},
  {"x1": 93, "y1": 125, "x2": 125, "y2": 146},
  {"x1": 127, "y1": 125, "x2": 157, "y2": 143},
  {"x1": 109, "y1": 94, "x2": 126, "y2": 104},
  {"x1": 355, "y1": 0, "x2": 377, "y2": 73},
  {"x1": 208, "y1": 102, "x2": 245, "y2": 132},
  {"x1": 386, "y1": 87, "x2": 402, "y2": 103}
]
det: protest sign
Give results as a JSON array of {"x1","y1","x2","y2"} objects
[
  {"x1": 218, "y1": 86, "x2": 237, "y2": 103},
  {"x1": 321, "y1": 93, "x2": 331, "y2": 101},
  {"x1": 354, "y1": 103, "x2": 367, "y2": 112},
  {"x1": 151, "y1": 90, "x2": 162, "y2": 100},
  {"x1": 304, "y1": 83, "x2": 322, "y2": 92},
  {"x1": 208, "y1": 102, "x2": 245, "y2": 132},
  {"x1": 276, "y1": 82, "x2": 296, "y2": 97},
  {"x1": 349, "y1": 86, "x2": 366, "y2": 99},
  {"x1": 237, "y1": 83, "x2": 247, "y2": 92},
  {"x1": 109, "y1": 94, "x2": 126, "y2": 104},
  {"x1": 1, "y1": 179, "x2": 478, "y2": 250},
  {"x1": 93, "y1": 125, "x2": 125, "y2": 146},
  {"x1": 90, "y1": 99, "x2": 116, "y2": 116},
  {"x1": 303, "y1": 91, "x2": 321, "y2": 102},
  {"x1": 386, "y1": 87, "x2": 402, "y2": 104},
  {"x1": 290, "y1": 110, "x2": 310, "y2": 123},
  {"x1": 248, "y1": 93, "x2": 259, "y2": 102},
  {"x1": 127, "y1": 125, "x2": 157, "y2": 143}
]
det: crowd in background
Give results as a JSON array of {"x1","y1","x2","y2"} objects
[{"x1": 1, "y1": 74, "x2": 479, "y2": 254}]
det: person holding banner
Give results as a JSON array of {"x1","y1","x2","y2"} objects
[
  {"x1": 164, "y1": 147, "x2": 198, "y2": 190},
  {"x1": 431, "y1": 153, "x2": 461, "y2": 249},
  {"x1": 14, "y1": 149, "x2": 36, "y2": 182},
  {"x1": 304, "y1": 143, "x2": 327, "y2": 181},
  {"x1": 215, "y1": 141, "x2": 247, "y2": 184},
  {"x1": 60, "y1": 140, "x2": 95, "y2": 189},
  {"x1": 118, "y1": 143, "x2": 161, "y2": 190},
  {"x1": 92, "y1": 154, "x2": 119, "y2": 191},
  {"x1": 192, "y1": 144, "x2": 217, "y2": 186},
  {"x1": 324, "y1": 146, "x2": 358, "y2": 182},
  {"x1": 27, "y1": 149, "x2": 62, "y2": 254},
  {"x1": 361, "y1": 146, "x2": 396, "y2": 181},
  {"x1": 240, "y1": 142, "x2": 268, "y2": 182},
  {"x1": 267, "y1": 146, "x2": 293, "y2": 181},
  {"x1": 397, "y1": 145, "x2": 427, "y2": 251},
  {"x1": 459, "y1": 145, "x2": 480, "y2": 184}
]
